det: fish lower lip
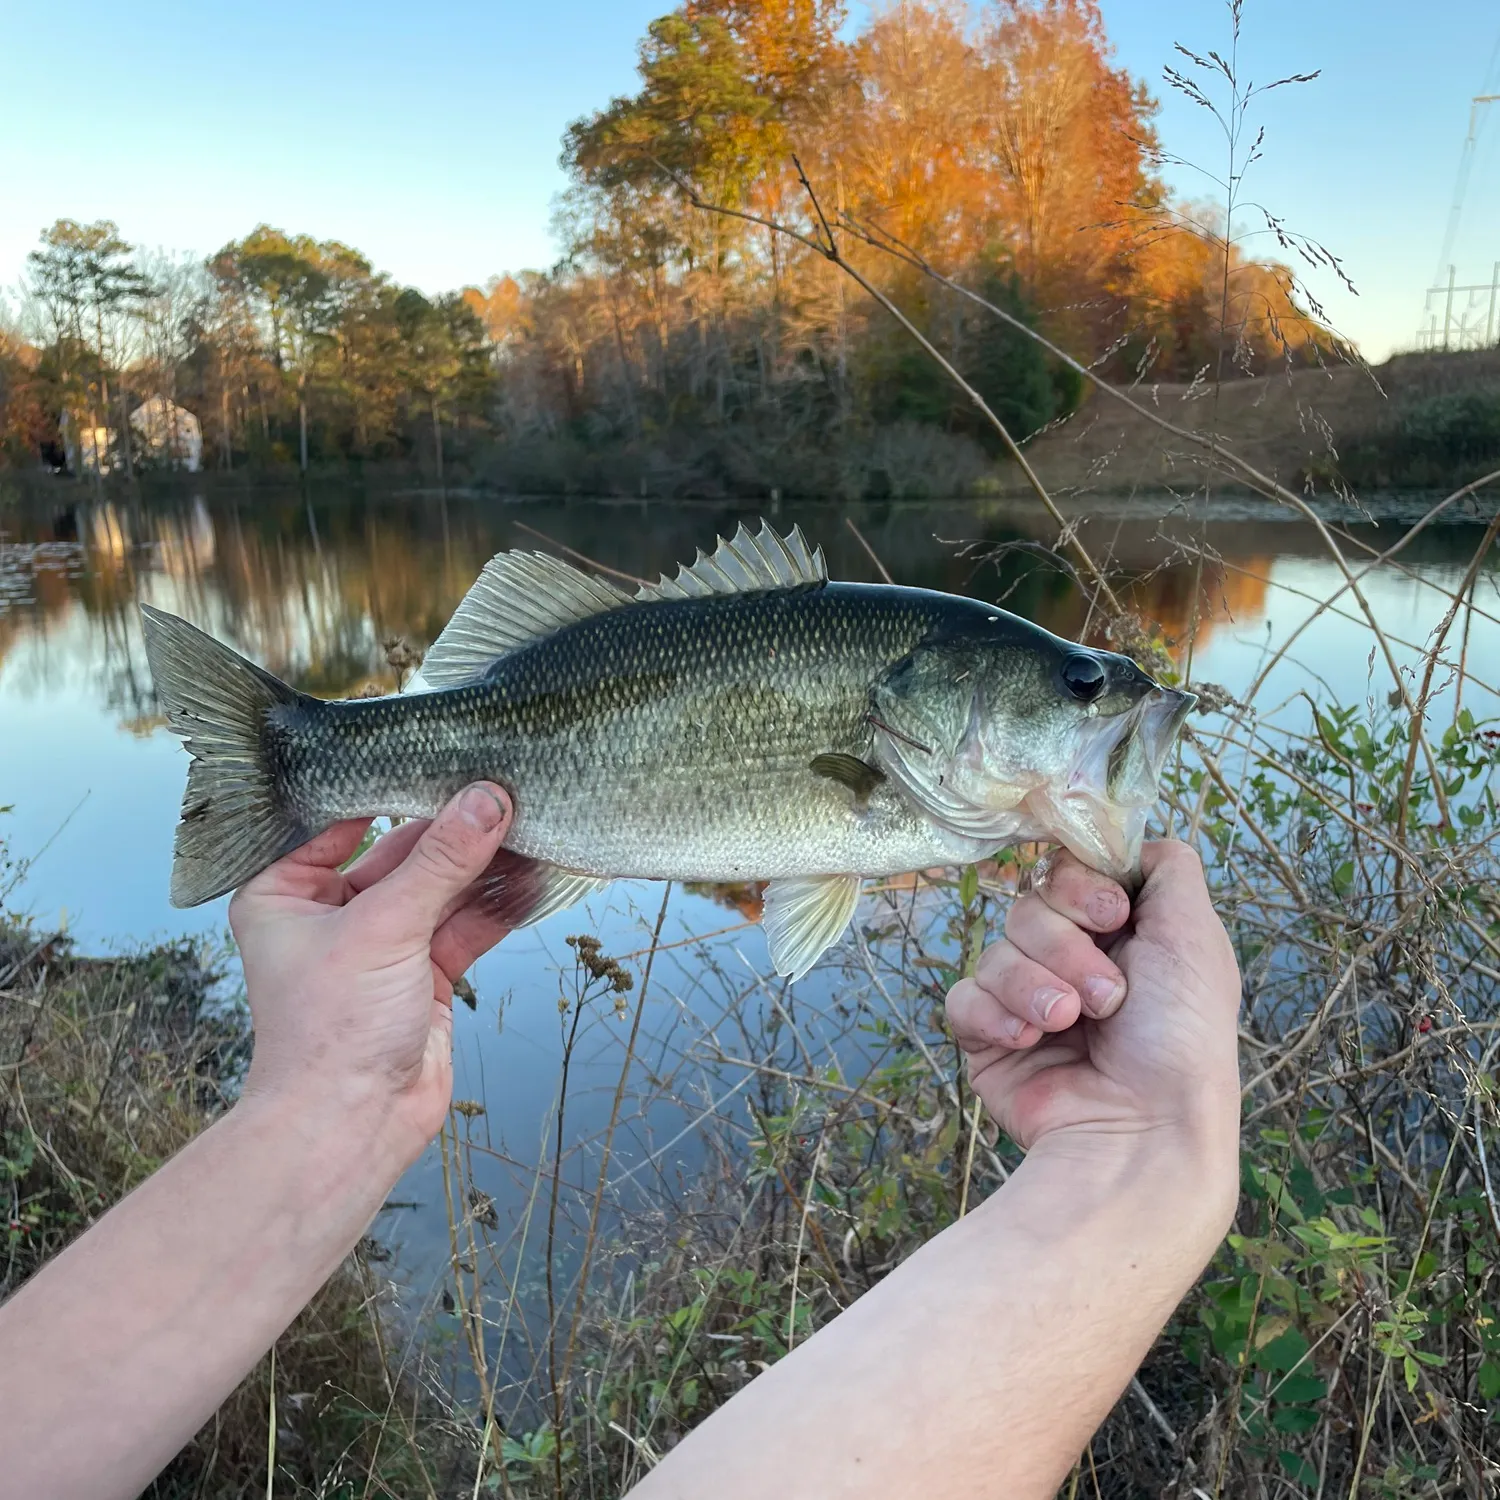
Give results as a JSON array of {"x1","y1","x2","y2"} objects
[{"x1": 1138, "y1": 686, "x2": 1196, "y2": 774}]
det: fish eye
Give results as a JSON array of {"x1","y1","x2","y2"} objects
[{"x1": 1059, "y1": 654, "x2": 1107, "y2": 703}]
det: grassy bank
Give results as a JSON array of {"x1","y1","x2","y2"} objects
[
  {"x1": 0, "y1": 899, "x2": 481, "y2": 1498},
  {"x1": 1014, "y1": 348, "x2": 1500, "y2": 502}
]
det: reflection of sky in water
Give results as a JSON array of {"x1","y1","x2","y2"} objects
[
  {"x1": 4, "y1": 514, "x2": 1494, "y2": 947},
  {"x1": 2, "y1": 489, "x2": 1497, "y2": 1354}
]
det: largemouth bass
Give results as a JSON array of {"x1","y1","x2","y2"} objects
[{"x1": 140, "y1": 522, "x2": 1193, "y2": 979}]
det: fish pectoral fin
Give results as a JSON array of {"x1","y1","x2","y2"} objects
[
  {"x1": 810, "y1": 752, "x2": 885, "y2": 806},
  {"x1": 762, "y1": 874, "x2": 862, "y2": 982},
  {"x1": 420, "y1": 552, "x2": 632, "y2": 689},
  {"x1": 472, "y1": 850, "x2": 612, "y2": 929}
]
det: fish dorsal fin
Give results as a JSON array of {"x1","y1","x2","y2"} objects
[
  {"x1": 636, "y1": 521, "x2": 826, "y2": 602},
  {"x1": 421, "y1": 551, "x2": 632, "y2": 688},
  {"x1": 422, "y1": 524, "x2": 825, "y2": 688}
]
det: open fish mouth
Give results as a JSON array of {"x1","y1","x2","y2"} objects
[
  {"x1": 1027, "y1": 685, "x2": 1196, "y2": 880},
  {"x1": 1115, "y1": 685, "x2": 1197, "y2": 797}
]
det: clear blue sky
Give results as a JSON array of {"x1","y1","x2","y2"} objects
[{"x1": 2, "y1": 0, "x2": 1498, "y2": 360}]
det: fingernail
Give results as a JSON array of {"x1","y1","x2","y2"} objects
[
  {"x1": 1088, "y1": 888, "x2": 1125, "y2": 927},
  {"x1": 458, "y1": 784, "x2": 506, "y2": 832},
  {"x1": 1034, "y1": 986, "x2": 1069, "y2": 1024},
  {"x1": 1084, "y1": 974, "x2": 1125, "y2": 1016},
  {"x1": 999, "y1": 1013, "x2": 1029, "y2": 1044}
]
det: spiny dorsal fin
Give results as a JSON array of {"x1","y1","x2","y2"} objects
[
  {"x1": 636, "y1": 521, "x2": 826, "y2": 602},
  {"x1": 421, "y1": 552, "x2": 631, "y2": 689},
  {"x1": 422, "y1": 523, "x2": 825, "y2": 688}
]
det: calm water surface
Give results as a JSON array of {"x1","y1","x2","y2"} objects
[{"x1": 3, "y1": 482, "x2": 1497, "y2": 1355}]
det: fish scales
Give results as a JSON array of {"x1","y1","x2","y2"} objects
[{"x1": 269, "y1": 582, "x2": 1001, "y2": 883}]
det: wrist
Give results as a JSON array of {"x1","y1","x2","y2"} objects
[
  {"x1": 231, "y1": 1076, "x2": 420, "y2": 1197},
  {"x1": 1013, "y1": 1119, "x2": 1239, "y2": 1272}
]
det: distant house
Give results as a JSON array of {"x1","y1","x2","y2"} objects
[
  {"x1": 63, "y1": 399, "x2": 203, "y2": 475},
  {"x1": 130, "y1": 396, "x2": 202, "y2": 472},
  {"x1": 70, "y1": 419, "x2": 112, "y2": 475}
]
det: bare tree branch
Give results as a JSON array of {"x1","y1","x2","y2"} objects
[{"x1": 654, "y1": 155, "x2": 1127, "y2": 621}]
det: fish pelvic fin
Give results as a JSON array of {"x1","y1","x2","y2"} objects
[
  {"x1": 472, "y1": 850, "x2": 612, "y2": 928},
  {"x1": 140, "y1": 604, "x2": 312, "y2": 908},
  {"x1": 762, "y1": 873, "x2": 862, "y2": 982}
]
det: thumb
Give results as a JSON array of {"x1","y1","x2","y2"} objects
[
  {"x1": 361, "y1": 783, "x2": 512, "y2": 940},
  {"x1": 1134, "y1": 839, "x2": 1216, "y2": 939},
  {"x1": 1130, "y1": 838, "x2": 1239, "y2": 1023}
]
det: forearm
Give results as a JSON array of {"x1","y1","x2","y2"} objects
[
  {"x1": 632, "y1": 1131, "x2": 1235, "y2": 1500},
  {"x1": 0, "y1": 1091, "x2": 406, "y2": 1500}
]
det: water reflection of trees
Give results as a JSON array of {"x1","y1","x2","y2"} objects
[{"x1": 0, "y1": 486, "x2": 1493, "y2": 730}]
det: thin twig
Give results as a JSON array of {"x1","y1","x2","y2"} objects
[
  {"x1": 658, "y1": 156, "x2": 1125, "y2": 619},
  {"x1": 844, "y1": 515, "x2": 894, "y2": 584},
  {"x1": 561, "y1": 885, "x2": 672, "y2": 1393}
]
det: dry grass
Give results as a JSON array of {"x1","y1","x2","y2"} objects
[
  {"x1": 0, "y1": 917, "x2": 478, "y2": 1499},
  {"x1": 1011, "y1": 349, "x2": 1500, "y2": 501}
]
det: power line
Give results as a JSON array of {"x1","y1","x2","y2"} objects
[
  {"x1": 1432, "y1": 93, "x2": 1500, "y2": 288},
  {"x1": 1417, "y1": 21, "x2": 1500, "y2": 350}
]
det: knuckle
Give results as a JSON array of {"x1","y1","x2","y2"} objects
[
  {"x1": 1003, "y1": 893, "x2": 1041, "y2": 939},
  {"x1": 976, "y1": 936, "x2": 1020, "y2": 981},
  {"x1": 1154, "y1": 838, "x2": 1201, "y2": 870},
  {"x1": 414, "y1": 826, "x2": 470, "y2": 880},
  {"x1": 948, "y1": 973, "x2": 993, "y2": 1010}
]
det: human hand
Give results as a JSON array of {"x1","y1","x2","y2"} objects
[
  {"x1": 946, "y1": 841, "x2": 1240, "y2": 1199},
  {"x1": 228, "y1": 783, "x2": 513, "y2": 1167}
]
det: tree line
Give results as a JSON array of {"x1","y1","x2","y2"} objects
[
  {"x1": 0, "y1": 221, "x2": 489, "y2": 483},
  {"x1": 0, "y1": 0, "x2": 1334, "y2": 497}
]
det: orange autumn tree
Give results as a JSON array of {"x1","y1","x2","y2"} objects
[
  {"x1": 975, "y1": 1, "x2": 1158, "y2": 338},
  {"x1": 479, "y1": 0, "x2": 1336, "y2": 490}
]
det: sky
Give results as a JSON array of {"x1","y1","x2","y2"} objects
[{"x1": 1, "y1": 0, "x2": 1498, "y2": 361}]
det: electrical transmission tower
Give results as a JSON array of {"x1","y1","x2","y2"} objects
[{"x1": 1416, "y1": 64, "x2": 1500, "y2": 351}]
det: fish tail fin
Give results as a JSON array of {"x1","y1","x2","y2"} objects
[{"x1": 140, "y1": 603, "x2": 313, "y2": 907}]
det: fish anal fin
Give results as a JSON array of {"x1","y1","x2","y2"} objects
[
  {"x1": 471, "y1": 849, "x2": 612, "y2": 929},
  {"x1": 762, "y1": 874, "x2": 862, "y2": 982},
  {"x1": 637, "y1": 521, "x2": 826, "y2": 602},
  {"x1": 810, "y1": 752, "x2": 884, "y2": 807},
  {"x1": 420, "y1": 553, "x2": 632, "y2": 689}
]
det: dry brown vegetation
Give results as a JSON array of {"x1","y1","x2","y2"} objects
[
  {"x1": 0, "y1": 912, "x2": 480, "y2": 1498},
  {"x1": 1011, "y1": 348, "x2": 1500, "y2": 500}
]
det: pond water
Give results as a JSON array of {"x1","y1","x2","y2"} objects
[{"x1": 2, "y1": 481, "x2": 1497, "y2": 1381}]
